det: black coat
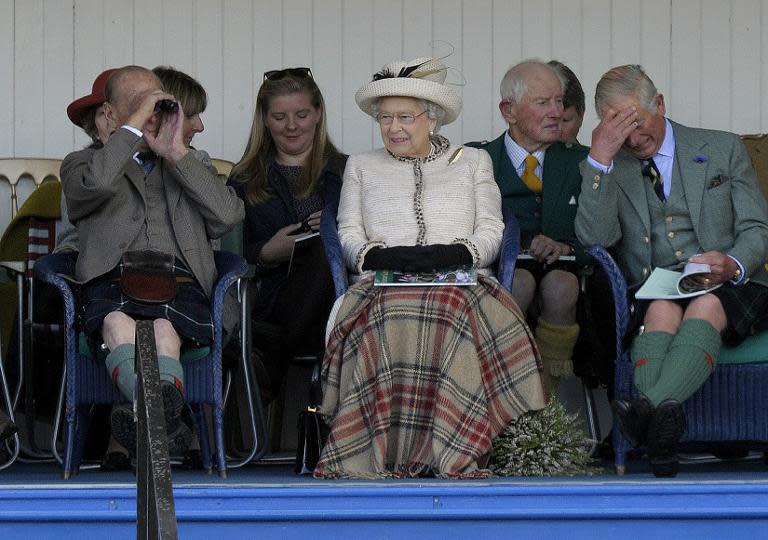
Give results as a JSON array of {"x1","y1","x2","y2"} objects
[{"x1": 229, "y1": 154, "x2": 346, "y2": 318}]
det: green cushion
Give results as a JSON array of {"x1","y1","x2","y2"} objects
[
  {"x1": 219, "y1": 222, "x2": 243, "y2": 255},
  {"x1": 78, "y1": 332, "x2": 210, "y2": 362},
  {"x1": 719, "y1": 331, "x2": 768, "y2": 365}
]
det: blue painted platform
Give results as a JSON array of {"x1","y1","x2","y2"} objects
[{"x1": 2, "y1": 459, "x2": 768, "y2": 539}]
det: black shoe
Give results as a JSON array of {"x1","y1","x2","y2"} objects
[
  {"x1": 110, "y1": 403, "x2": 137, "y2": 457},
  {"x1": 181, "y1": 448, "x2": 203, "y2": 470},
  {"x1": 611, "y1": 398, "x2": 654, "y2": 448},
  {"x1": 0, "y1": 408, "x2": 16, "y2": 443},
  {"x1": 167, "y1": 405, "x2": 194, "y2": 457},
  {"x1": 0, "y1": 420, "x2": 19, "y2": 443},
  {"x1": 111, "y1": 384, "x2": 189, "y2": 459},
  {"x1": 101, "y1": 450, "x2": 131, "y2": 472},
  {"x1": 161, "y1": 381, "x2": 185, "y2": 434},
  {"x1": 647, "y1": 399, "x2": 686, "y2": 478}
]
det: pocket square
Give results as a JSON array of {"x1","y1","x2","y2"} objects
[
  {"x1": 568, "y1": 195, "x2": 577, "y2": 205},
  {"x1": 707, "y1": 175, "x2": 730, "y2": 189}
]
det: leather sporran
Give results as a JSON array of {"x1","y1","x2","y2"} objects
[
  {"x1": 120, "y1": 250, "x2": 177, "y2": 304},
  {"x1": 294, "y1": 361, "x2": 327, "y2": 475}
]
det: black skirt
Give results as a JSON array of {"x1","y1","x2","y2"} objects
[{"x1": 82, "y1": 261, "x2": 213, "y2": 346}]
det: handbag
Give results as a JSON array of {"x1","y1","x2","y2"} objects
[
  {"x1": 120, "y1": 250, "x2": 177, "y2": 304},
  {"x1": 294, "y1": 360, "x2": 327, "y2": 475}
]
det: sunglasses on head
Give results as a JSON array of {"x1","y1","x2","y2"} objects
[{"x1": 263, "y1": 67, "x2": 313, "y2": 81}]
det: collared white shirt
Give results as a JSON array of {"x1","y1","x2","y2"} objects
[
  {"x1": 504, "y1": 131, "x2": 546, "y2": 180},
  {"x1": 121, "y1": 125, "x2": 148, "y2": 166}
]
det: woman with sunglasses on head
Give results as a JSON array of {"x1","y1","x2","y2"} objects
[
  {"x1": 229, "y1": 68, "x2": 346, "y2": 402},
  {"x1": 314, "y1": 57, "x2": 545, "y2": 479}
]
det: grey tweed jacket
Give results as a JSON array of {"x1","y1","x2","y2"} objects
[
  {"x1": 61, "y1": 128, "x2": 244, "y2": 297},
  {"x1": 575, "y1": 120, "x2": 768, "y2": 289}
]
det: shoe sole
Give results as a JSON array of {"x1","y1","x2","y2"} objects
[
  {"x1": 162, "y1": 383, "x2": 185, "y2": 433},
  {"x1": 647, "y1": 402, "x2": 686, "y2": 478},
  {"x1": 110, "y1": 406, "x2": 137, "y2": 457},
  {"x1": 110, "y1": 385, "x2": 190, "y2": 459},
  {"x1": 167, "y1": 421, "x2": 193, "y2": 456},
  {"x1": 648, "y1": 404, "x2": 686, "y2": 456}
]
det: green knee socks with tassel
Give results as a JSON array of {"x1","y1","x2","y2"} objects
[
  {"x1": 105, "y1": 343, "x2": 185, "y2": 400},
  {"x1": 643, "y1": 319, "x2": 721, "y2": 406}
]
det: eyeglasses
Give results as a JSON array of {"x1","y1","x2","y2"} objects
[
  {"x1": 263, "y1": 67, "x2": 313, "y2": 81},
  {"x1": 375, "y1": 110, "x2": 427, "y2": 125}
]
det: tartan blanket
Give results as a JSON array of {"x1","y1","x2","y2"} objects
[{"x1": 314, "y1": 275, "x2": 546, "y2": 479}]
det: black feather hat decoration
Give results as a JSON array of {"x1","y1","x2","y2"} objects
[{"x1": 372, "y1": 58, "x2": 438, "y2": 81}]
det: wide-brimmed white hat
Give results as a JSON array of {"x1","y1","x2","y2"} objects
[{"x1": 355, "y1": 57, "x2": 462, "y2": 125}]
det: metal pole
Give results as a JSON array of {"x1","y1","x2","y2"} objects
[{"x1": 135, "y1": 320, "x2": 178, "y2": 540}]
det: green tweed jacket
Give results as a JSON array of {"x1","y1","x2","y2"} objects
[
  {"x1": 467, "y1": 133, "x2": 591, "y2": 266},
  {"x1": 575, "y1": 120, "x2": 768, "y2": 289}
]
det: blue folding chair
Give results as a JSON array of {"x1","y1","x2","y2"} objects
[
  {"x1": 35, "y1": 250, "x2": 247, "y2": 478},
  {"x1": 589, "y1": 244, "x2": 768, "y2": 474}
]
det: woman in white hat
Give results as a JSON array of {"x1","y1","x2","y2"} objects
[{"x1": 315, "y1": 57, "x2": 545, "y2": 479}]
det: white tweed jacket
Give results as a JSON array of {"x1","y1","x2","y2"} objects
[{"x1": 337, "y1": 143, "x2": 504, "y2": 273}]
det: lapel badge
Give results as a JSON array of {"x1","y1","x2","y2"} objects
[{"x1": 447, "y1": 147, "x2": 464, "y2": 165}]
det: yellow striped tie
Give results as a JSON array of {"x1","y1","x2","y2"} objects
[{"x1": 521, "y1": 154, "x2": 542, "y2": 193}]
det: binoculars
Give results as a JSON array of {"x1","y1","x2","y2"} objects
[{"x1": 154, "y1": 99, "x2": 179, "y2": 113}]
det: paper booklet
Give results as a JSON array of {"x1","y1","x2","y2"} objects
[
  {"x1": 635, "y1": 262, "x2": 722, "y2": 300},
  {"x1": 286, "y1": 232, "x2": 319, "y2": 276},
  {"x1": 374, "y1": 266, "x2": 478, "y2": 287},
  {"x1": 517, "y1": 251, "x2": 576, "y2": 262}
]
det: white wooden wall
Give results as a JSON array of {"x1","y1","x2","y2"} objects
[{"x1": 2, "y1": 0, "x2": 768, "y2": 163}]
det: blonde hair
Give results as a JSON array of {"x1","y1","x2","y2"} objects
[{"x1": 231, "y1": 73, "x2": 340, "y2": 204}]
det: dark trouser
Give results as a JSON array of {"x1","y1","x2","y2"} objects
[{"x1": 252, "y1": 236, "x2": 336, "y2": 400}]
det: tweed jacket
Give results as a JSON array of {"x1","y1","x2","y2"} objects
[
  {"x1": 61, "y1": 128, "x2": 245, "y2": 297},
  {"x1": 337, "y1": 143, "x2": 504, "y2": 273},
  {"x1": 468, "y1": 133, "x2": 591, "y2": 266},
  {"x1": 575, "y1": 120, "x2": 768, "y2": 289},
  {"x1": 56, "y1": 146, "x2": 214, "y2": 254}
]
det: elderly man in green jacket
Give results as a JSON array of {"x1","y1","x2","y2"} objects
[{"x1": 468, "y1": 60, "x2": 589, "y2": 395}]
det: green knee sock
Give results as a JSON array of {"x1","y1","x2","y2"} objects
[
  {"x1": 106, "y1": 346, "x2": 185, "y2": 401},
  {"x1": 631, "y1": 331, "x2": 674, "y2": 394},
  {"x1": 157, "y1": 355, "x2": 185, "y2": 395},
  {"x1": 644, "y1": 319, "x2": 721, "y2": 406},
  {"x1": 105, "y1": 343, "x2": 136, "y2": 400}
]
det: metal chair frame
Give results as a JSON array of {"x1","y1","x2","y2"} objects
[
  {"x1": 0, "y1": 330, "x2": 20, "y2": 471},
  {"x1": 1, "y1": 162, "x2": 62, "y2": 462}
]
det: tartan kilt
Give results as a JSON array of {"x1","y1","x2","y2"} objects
[
  {"x1": 314, "y1": 275, "x2": 546, "y2": 479},
  {"x1": 82, "y1": 262, "x2": 213, "y2": 346}
]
